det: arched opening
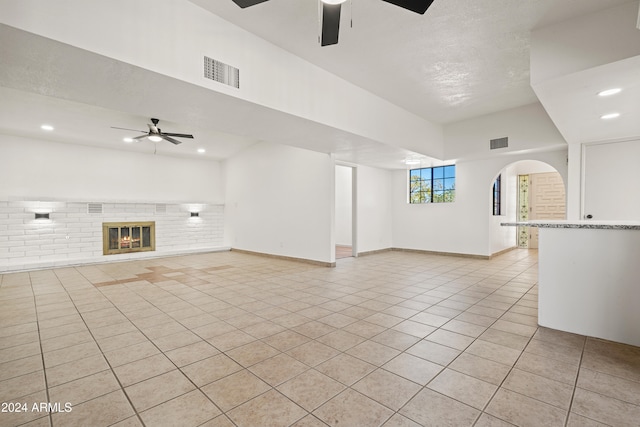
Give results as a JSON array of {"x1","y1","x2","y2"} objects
[{"x1": 490, "y1": 160, "x2": 566, "y2": 254}]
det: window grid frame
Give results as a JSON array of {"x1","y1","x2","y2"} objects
[
  {"x1": 493, "y1": 174, "x2": 502, "y2": 216},
  {"x1": 409, "y1": 165, "x2": 455, "y2": 204}
]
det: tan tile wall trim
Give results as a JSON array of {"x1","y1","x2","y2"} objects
[
  {"x1": 230, "y1": 248, "x2": 336, "y2": 268},
  {"x1": 358, "y1": 247, "x2": 498, "y2": 260}
]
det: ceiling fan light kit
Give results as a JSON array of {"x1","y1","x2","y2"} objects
[
  {"x1": 111, "y1": 118, "x2": 194, "y2": 146},
  {"x1": 231, "y1": 0, "x2": 435, "y2": 46}
]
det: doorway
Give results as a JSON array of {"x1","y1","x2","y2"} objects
[
  {"x1": 335, "y1": 164, "x2": 356, "y2": 259},
  {"x1": 519, "y1": 171, "x2": 566, "y2": 248}
]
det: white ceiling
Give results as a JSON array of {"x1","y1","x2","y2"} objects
[
  {"x1": 0, "y1": 0, "x2": 637, "y2": 168},
  {"x1": 191, "y1": 0, "x2": 631, "y2": 124},
  {"x1": 0, "y1": 86, "x2": 258, "y2": 161}
]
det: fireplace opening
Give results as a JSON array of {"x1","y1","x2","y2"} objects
[{"x1": 103, "y1": 222, "x2": 155, "y2": 255}]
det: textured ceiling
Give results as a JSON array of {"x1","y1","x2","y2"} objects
[{"x1": 190, "y1": 0, "x2": 631, "y2": 124}]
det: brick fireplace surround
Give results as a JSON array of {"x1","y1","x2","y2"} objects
[{"x1": 0, "y1": 200, "x2": 226, "y2": 272}]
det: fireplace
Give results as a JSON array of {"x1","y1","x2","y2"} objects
[{"x1": 103, "y1": 222, "x2": 155, "y2": 255}]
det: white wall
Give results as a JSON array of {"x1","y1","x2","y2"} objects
[
  {"x1": 530, "y1": 1, "x2": 640, "y2": 84},
  {"x1": 0, "y1": 134, "x2": 224, "y2": 203},
  {"x1": 444, "y1": 103, "x2": 566, "y2": 161},
  {"x1": 0, "y1": 135, "x2": 226, "y2": 271},
  {"x1": 224, "y1": 141, "x2": 334, "y2": 264},
  {"x1": 513, "y1": 160, "x2": 558, "y2": 176},
  {"x1": 392, "y1": 150, "x2": 567, "y2": 257},
  {"x1": 488, "y1": 160, "x2": 562, "y2": 255},
  {"x1": 489, "y1": 164, "x2": 517, "y2": 255},
  {"x1": 390, "y1": 103, "x2": 569, "y2": 257},
  {"x1": 356, "y1": 165, "x2": 393, "y2": 254},
  {"x1": 335, "y1": 165, "x2": 352, "y2": 246}
]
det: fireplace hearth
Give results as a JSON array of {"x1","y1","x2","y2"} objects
[{"x1": 103, "y1": 221, "x2": 155, "y2": 255}]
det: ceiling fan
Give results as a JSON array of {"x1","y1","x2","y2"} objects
[
  {"x1": 231, "y1": 0, "x2": 435, "y2": 46},
  {"x1": 111, "y1": 118, "x2": 194, "y2": 145}
]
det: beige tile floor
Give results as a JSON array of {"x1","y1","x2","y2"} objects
[{"x1": 1, "y1": 249, "x2": 639, "y2": 427}]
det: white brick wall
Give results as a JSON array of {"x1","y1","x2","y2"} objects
[{"x1": 0, "y1": 200, "x2": 226, "y2": 272}]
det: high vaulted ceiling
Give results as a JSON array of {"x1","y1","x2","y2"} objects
[
  {"x1": 192, "y1": 0, "x2": 631, "y2": 124},
  {"x1": 0, "y1": 0, "x2": 638, "y2": 168}
]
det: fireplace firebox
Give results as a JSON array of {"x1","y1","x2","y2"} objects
[{"x1": 103, "y1": 222, "x2": 155, "y2": 255}]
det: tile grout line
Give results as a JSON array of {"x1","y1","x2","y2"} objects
[
  {"x1": 563, "y1": 338, "x2": 586, "y2": 427},
  {"x1": 54, "y1": 266, "x2": 149, "y2": 427},
  {"x1": 28, "y1": 271, "x2": 54, "y2": 427},
  {"x1": 5, "y1": 250, "x2": 638, "y2": 427}
]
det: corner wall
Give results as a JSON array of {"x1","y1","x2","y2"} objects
[
  {"x1": 391, "y1": 149, "x2": 567, "y2": 257},
  {"x1": 489, "y1": 164, "x2": 517, "y2": 255},
  {"x1": 356, "y1": 165, "x2": 393, "y2": 254},
  {"x1": 443, "y1": 103, "x2": 565, "y2": 161},
  {"x1": 392, "y1": 101, "x2": 568, "y2": 257},
  {"x1": 224, "y1": 142, "x2": 334, "y2": 264},
  {"x1": 335, "y1": 165, "x2": 352, "y2": 246}
]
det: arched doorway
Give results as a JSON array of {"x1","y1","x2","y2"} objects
[{"x1": 490, "y1": 160, "x2": 566, "y2": 253}]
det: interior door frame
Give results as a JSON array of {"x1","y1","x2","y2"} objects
[{"x1": 335, "y1": 162, "x2": 358, "y2": 258}]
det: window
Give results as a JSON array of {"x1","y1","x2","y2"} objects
[
  {"x1": 410, "y1": 165, "x2": 455, "y2": 203},
  {"x1": 493, "y1": 174, "x2": 502, "y2": 215}
]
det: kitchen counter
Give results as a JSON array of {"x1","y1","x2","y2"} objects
[
  {"x1": 501, "y1": 220, "x2": 640, "y2": 230},
  {"x1": 501, "y1": 221, "x2": 640, "y2": 347}
]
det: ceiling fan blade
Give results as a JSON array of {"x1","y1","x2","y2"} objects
[
  {"x1": 321, "y1": 3, "x2": 341, "y2": 46},
  {"x1": 132, "y1": 134, "x2": 149, "y2": 140},
  {"x1": 110, "y1": 126, "x2": 147, "y2": 133},
  {"x1": 231, "y1": 0, "x2": 269, "y2": 8},
  {"x1": 162, "y1": 135, "x2": 182, "y2": 145},
  {"x1": 381, "y1": 0, "x2": 435, "y2": 14},
  {"x1": 162, "y1": 132, "x2": 194, "y2": 139}
]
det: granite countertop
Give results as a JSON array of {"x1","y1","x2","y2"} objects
[{"x1": 500, "y1": 220, "x2": 640, "y2": 230}]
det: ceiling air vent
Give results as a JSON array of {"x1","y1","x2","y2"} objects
[
  {"x1": 490, "y1": 137, "x2": 509, "y2": 150},
  {"x1": 204, "y1": 56, "x2": 240, "y2": 89},
  {"x1": 87, "y1": 203, "x2": 103, "y2": 214}
]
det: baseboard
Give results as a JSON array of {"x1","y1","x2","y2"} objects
[
  {"x1": 357, "y1": 247, "x2": 495, "y2": 260},
  {"x1": 356, "y1": 248, "x2": 394, "y2": 257},
  {"x1": 390, "y1": 247, "x2": 491, "y2": 260},
  {"x1": 230, "y1": 248, "x2": 336, "y2": 267},
  {"x1": 0, "y1": 247, "x2": 231, "y2": 273},
  {"x1": 489, "y1": 246, "x2": 518, "y2": 259}
]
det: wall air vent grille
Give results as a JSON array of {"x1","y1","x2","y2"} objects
[
  {"x1": 490, "y1": 137, "x2": 509, "y2": 150},
  {"x1": 204, "y1": 56, "x2": 240, "y2": 89},
  {"x1": 87, "y1": 203, "x2": 103, "y2": 214},
  {"x1": 155, "y1": 204, "x2": 167, "y2": 214}
]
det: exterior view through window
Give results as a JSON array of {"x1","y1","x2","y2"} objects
[
  {"x1": 493, "y1": 174, "x2": 502, "y2": 215},
  {"x1": 410, "y1": 165, "x2": 455, "y2": 203}
]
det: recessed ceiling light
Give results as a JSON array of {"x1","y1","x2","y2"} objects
[
  {"x1": 598, "y1": 88, "x2": 622, "y2": 97},
  {"x1": 601, "y1": 112, "x2": 620, "y2": 120},
  {"x1": 405, "y1": 159, "x2": 421, "y2": 165},
  {"x1": 197, "y1": 148, "x2": 206, "y2": 154},
  {"x1": 41, "y1": 124, "x2": 54, "y2": 131},
  {"x1": 123, "y1": 137, "x2": 134, "y2": 143}
]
